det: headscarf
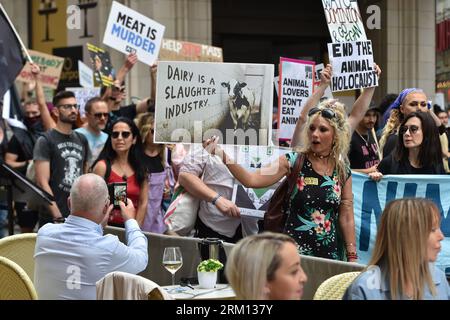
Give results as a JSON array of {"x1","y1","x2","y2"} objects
[{"x1": 382, "y1": 88, "x2": 423, "y2": 125}]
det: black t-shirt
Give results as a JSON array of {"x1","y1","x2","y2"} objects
[
  {"x1": 349, "y1": 131, "x2": 380, "y2": 169},
  {"x1": 6, "y1": 136, "x2": 28, "y2": 174},
  {"x1": 142, "y1": 153, "x2": 164, "y2": 173},
  {"x1": 382, "y1": 133, "x2": 397, "y2": 157},
  {"x1": 105, "y1": 104, "x2": 137, "y2": 133},
  {"x1": 33, "y1": 129, "x2": 89, "y2": 217},
  {"x1": 378, "y1": 154, "x2": 445, "y2": 174}
]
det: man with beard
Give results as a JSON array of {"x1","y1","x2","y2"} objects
[
  {"x1": 5, "y1": 63, "x2": 56, "y2": 232},
  {"x1": 33, "y1": 90, "x2": 89, "y2": 227},
  {"x1": 348, "y1": 104, "x2": 381, "y2": 173},
  {"x1": 75, "y1": 97, "x2": 108, "y2": 168}
]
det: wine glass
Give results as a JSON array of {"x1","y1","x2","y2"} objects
[{"x1": 162, "y1": 247, "x2": 183, "y2": 286}]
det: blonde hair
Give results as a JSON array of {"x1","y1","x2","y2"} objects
[
  {"x1": 135, "y1": 112, "x2": 166, "y2": 167},
  {"x1": 379, "y1": 108, "x2": 401, "y2": 152},
  {"x1": 369, "y1": 198, "x2": 440, "y2": 300},
  {"x1": 295, "y1": 99, "x2": 351, "y2": 183},
  {"x1": 225, "y1": 232, "x2": 297, "y2": 300}
]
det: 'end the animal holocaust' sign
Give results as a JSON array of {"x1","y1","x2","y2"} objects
[
  {"x1": 328, "y1": 40, "x2": 378, "y2": 92},
  {"x1": 103, "y1": 1, "x2": 165, "y2": 66},
  {"x1": 154, "y1": 61, "x2": 274, "y2": 146}
]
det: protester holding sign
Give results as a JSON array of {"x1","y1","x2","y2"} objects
[
  {"x1": 379, "y1": 88, "x2": 444, "y2": 157},
  {"x1": 344, "y1": 198, "x2": 449, "y2": 300},
  {"x1": 369, "y1": 112, "x2": 445, "y2": 181},
  {"x1": 204, "y1": 99, "x2": 358, "y2": 262},
  {"x1": 291, "y1": 63, "x2": 381, "y2": 147}
]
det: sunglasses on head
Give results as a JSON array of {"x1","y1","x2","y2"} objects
[
  {"x1": 111, "y1": 131, "x2": 132, "y2": 139},
  {"x1": 399, "y1": 124, "x2": 420, "y2": 135},
  {"x1": 308, "y1": 107, "x2": 336, "y2": 119},
  {"x1": 112, "y1": 86, "x2": 125, "y2": 93},
  {"x1": 92, "y1": 112, "x2": 109, "y2": 119}
]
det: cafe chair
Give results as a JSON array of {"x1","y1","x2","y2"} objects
[
  {"x1": 0, "y1": 256, "x2": 37, "y2": 300},
  {"x1": 313, "y1": 271, "x2": 360, "y2": 300},
  {"x1": 0, "y1": 233, "x2": 37, "y2": 282}
]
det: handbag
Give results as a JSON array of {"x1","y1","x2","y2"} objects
[
  {"x1": 163, "y1": 185, "x2": 200, "y2": 236},
  {"x1": 264, "y1": 153, "x2": 305, "y2": 233}
]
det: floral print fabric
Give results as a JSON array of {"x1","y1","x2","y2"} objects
[{"x1": 283, "y1": 152, "x2": 351, "y2": 260}]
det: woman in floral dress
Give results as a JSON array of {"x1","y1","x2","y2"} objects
[{"x1": 203, "y1": 99, "x2": 357, "y2": 262}]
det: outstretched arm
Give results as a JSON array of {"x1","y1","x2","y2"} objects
[
  {"x1": 116, "y1": 53, "x2": 138, "y2": 85},
  {"x1": 347, "y1": 63, "x2": 382, "y2": 133},
  {"x1": 31, "y1": 63, "x2": 56, "y2": 130},
  {"x1": 204, "y1": 137, "x2": 290, "y2": 188},
  {"x1": 291, "y1": 64, "x2": 332, "y2": 147}
]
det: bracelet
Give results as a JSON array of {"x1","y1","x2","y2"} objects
[{"x1": 211, "y1": 194, "x2": 222, "y2": 205}]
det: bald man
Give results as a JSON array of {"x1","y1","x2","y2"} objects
[{"x1": 34, "y1": 173, "x2": 148, "y2": 300}]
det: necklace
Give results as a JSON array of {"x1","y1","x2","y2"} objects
[
  {"x1": 116, "y1": 161, "x2": 128, "y2": 181},
  {"x1": 312, "y1": 152, "x2": 331, "y2": 159},
  {"x1": 355, "y1": 130, "x2": 370, "y2": 147}
]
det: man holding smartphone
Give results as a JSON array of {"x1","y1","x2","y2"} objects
[{"x1": 34, "y1": 174, "x2": 148, "y2": 300}]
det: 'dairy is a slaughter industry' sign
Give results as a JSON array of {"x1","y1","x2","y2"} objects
[{"x1": 103, "y1": 1, "x2": 165, "y2": 66}]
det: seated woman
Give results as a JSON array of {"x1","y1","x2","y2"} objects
[
  {"x1": 226, "y1": 232, "x2": 308, "y2": 300},
  {"x1": 92, "y1": 117, "x2": 148, "y2": 227},
  {"x1": 369, "y1": 112, "x2": 445, "y2": 180},
  {"x1": 344, "y1": 198, "x2": 449, "y2": 300},
  {"x1": 204, "y1": 99, "x2": 357, "y2": 262}
]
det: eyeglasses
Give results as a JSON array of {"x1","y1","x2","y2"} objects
[
  {"x1": 399, "y1": 125, "x2": 420, "y2": 135},
  {"x1": 57, "y1": 104, "x2": 79, "y2": 110},
  {"x1": 111, "y1": 131, "x2": 132, "y2": 139},
  {"x1": 92, "y1": 112, "x2": 109, "y2": 119},
  {"x1": 308, "y1": 107, "x2": 336, "y2": 120}
]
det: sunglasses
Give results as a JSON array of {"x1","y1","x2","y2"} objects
[
  {"x1": 399, "y1": 124, "x2": 420, "y2": 135},
  {"x1": 308, "y1": 107, "x2": 336, "y2": 119},
  {"x1": 111, "y1": 131, "x2": 132, "y2": 139},
  {"x1": 92, "y1": 112, "x2": 109, "y2": 119},
  {"x1": 112, "y1": 86, "x2": 125, "y2": 93},
  {"x1": 58, "y1": 104, "x2": 79, "y2": 110}
]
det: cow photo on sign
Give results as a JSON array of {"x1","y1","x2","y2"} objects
[{"x1": 154, "y1": 61, "x2": 274, "y2": 146}]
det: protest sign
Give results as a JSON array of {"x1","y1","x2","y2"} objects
[
  {"x1": 53, "y1": 46, "x2": 83, "y2": 90},
  {"x1": 352, "y1": 172, "x2": 450, "y2": 274},
  {"x1": 160, "y1": 39, "x2": 223, "y2": 62},
  {"x1": 78, "y1": 60, "x2": 94, "y2": 88},
  {"x1": 321, "y1": 0, "x2": 367, "y2": 42},
  {"x1": 231, "y1": 146, "x2": 290, "y2": 218},
  {"x1": 314, "y1": 63, "x2": 333, "y2": 99},
  {"x1": 66, "y1": 87, "x2": 101, "y2": 117},
  {"x1": 87, "y1": 43, "x2": 115, "y2": 87},
  {"x1": 17, "y1": 50, "x2": 64, "y2": 89},
  {"x1": 278, "y1": 58, "x2": 314, "y2": 141},
  {"x1": 273, "y1": 76, "x2": 279, "y2": 98},
  {"x1": 103, "y1": 1, "x2": 165, "y2": 66},
  {"x1": 154, "y1": 61, "x2": 274, "y2": 146},
  {"x1": 328, "y1": 40, "x2": 378, "y2": 92}
]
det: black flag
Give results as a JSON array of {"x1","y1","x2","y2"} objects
[{"x1": 0, "y1": 6, "x2": 25, "y2": 99}]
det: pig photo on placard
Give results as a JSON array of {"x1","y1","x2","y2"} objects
[{"x1": 154, "y1": 61, "x2": 274, "y2": 146}]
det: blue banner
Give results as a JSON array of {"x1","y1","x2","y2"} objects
[{"x1": 352, "y1": 172, "x2": 450, "y2": 274}]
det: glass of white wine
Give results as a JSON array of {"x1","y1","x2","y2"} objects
[{"x1": 162, "y1": 247, "x2": 183, "y2": 286}]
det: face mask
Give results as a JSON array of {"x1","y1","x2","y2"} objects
[{"x1": 25, "y1": 116, "x2": 42, "y2": 128}]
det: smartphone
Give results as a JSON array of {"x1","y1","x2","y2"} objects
[{"x1": 108, "y1": 182, "x2": 127, "y2": 209}]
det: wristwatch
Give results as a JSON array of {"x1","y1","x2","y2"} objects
[{"x1": 211, "y1": 194, "x2": 221, "y2": 205}]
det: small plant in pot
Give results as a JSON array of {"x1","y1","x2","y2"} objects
[{"x1": 197, "y1": 259, "x2": 223, "y2": 289}]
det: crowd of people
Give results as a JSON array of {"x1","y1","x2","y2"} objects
[{"x1": 0, "y1": 53, "x2": 449, "y2": 300}]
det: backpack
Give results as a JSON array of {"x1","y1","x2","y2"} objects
[{"x1": 264, "y1": 153, "x2": 305, "y2": 233}]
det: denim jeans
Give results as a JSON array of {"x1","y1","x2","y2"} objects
[{"x1": 0, "y1": 201, "x2": 8, "y2": 239}]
